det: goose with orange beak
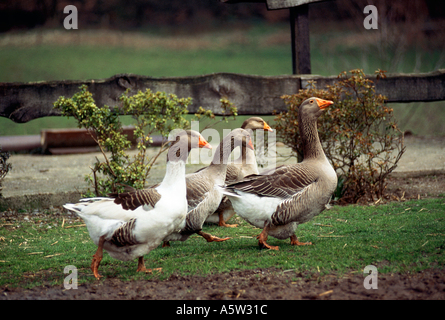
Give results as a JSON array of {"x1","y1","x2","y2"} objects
[
  {"x1": 63, "y1": 130, "x2": 212, "y2": 279},
  {"x1": 205, "y1": 117, "x2": 274, "y2": 227},
  {"x1": 220, "y1": 97, "x2": 337, "y2": 250},
  {"x1": 162, "y1": 128, "x2": 255, "y2": 246}
]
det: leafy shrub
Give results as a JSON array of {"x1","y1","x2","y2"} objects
[
  {"x1": 54, "y1": 85, "x2": 237, "y2": 196},
  {"x1": 275, "y1": 69, "x2": 406, "y2": 204}
]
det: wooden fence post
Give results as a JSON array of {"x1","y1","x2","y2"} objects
[{"x1": 290, "y1": 4, "x2": 311, "y2": 75}]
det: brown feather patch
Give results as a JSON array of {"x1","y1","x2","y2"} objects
[
  {"x1": 109, "y1": 218, "x2": 139, "y2": 247},
  {"x1": 112, "y1": 188, "x2": 162, "y2": 211}
]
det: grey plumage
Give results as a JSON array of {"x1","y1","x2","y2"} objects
[
  {"x1": 184, "y1": 129, "x2": 250, "y2": 231},
  {"x1": 164, "y1": 128, "x2": 253, "y2": 243},
  {"x1": 204, "y1": 117, "x2": 273, "y2": 226},
  {"x1": 221, "y1": 98, "x2": 337, "y2": 250}
]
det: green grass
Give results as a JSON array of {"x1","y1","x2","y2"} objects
[
  {"x1": 1, "y1": 198, "x2": 444, "y2": 289},
  {"x1": 0, "y1": 44, "x2": 292, "y2": 83},
  {"x1": 1, "y1": 25, "x2": 444, "y2": 137},
  {"x1": 1, "y1": 25, "x2": 443, "y2": 83}
]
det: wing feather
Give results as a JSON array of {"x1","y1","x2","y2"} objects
[
  {"x1": 185, "y1": 172, "x2": 213, "y2": 212},
  {"x1": 181, "y1": 170, "x2": 221, "y2": 233},
  {"x1": 109, "y1": 218, "x2": 140, "y2": 247},
  {"x1": 270, "y1": 184, "x2": 313, "y2": 226},
  {"x1": 111, "y1": 188, "x2": 162, "y2": 211},
  {"x1": 226, "y1": 164, "x2": 316, "y2": 200}
]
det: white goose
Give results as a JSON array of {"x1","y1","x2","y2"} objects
[
  {"x1": 163, "y1": 128, "x2": 254, "y2": 246},
  {"x1": 220, "y1": 98, "x2": 337, "y2": 250},
  {"x1": 63, "y1": 130, "x2": 211, "y2": 279},
  {"x1": 205, "y1": 117, "x2": 273, "y2": 227}
]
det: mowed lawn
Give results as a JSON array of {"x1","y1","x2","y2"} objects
[
  {"x1": 0, "y1": 198, "x2": 444, "y2": 289},
  {"x1": 0, "y1": 26, "x2": 444, "y2": 289}
]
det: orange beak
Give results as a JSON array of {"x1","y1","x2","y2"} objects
[
  {"x1": 315, "y1": 98, "x2": 334, "y2": 110},
  {"x1": 198, "y1": 136, "x2": 212, "y2": 149},
  {"x1": 247, "y1": 137, "x2": 254, "y2": 150},
  {"x1": 263, "y1": 122, "x2": 273, "y2": 132}
]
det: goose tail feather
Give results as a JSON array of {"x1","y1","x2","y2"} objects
[
  {"x1": 63, "y1": 203, "x2": 82, "y2": 213},
  {"x1": 214, "y1": 185, "x2": 241, "y2": 198}
]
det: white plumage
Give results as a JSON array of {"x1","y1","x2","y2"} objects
[{"x1": 63, "y1": 130, "x2": 211, "y2": 279}]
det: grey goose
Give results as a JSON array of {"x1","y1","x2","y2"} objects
[
  {"x1": 220, "y1": 98, "x2": 337, "y2": 250},
  {"x1": 163, "y1": 128, "x2": 254, "y2": 246},
  {"x1": 205, "y1": 117, "x2": 273, "y2": 227}
]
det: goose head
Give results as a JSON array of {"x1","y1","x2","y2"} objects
[
  {"x1": 212, "y1": 128, "x2": 254, "y2": 165},
  {"x1": 227, "y1": 128, "x2": 254, "y2": 152},
  {"x1": 168, "y1": 130, "x2": 211, "y2": 162},
  {"x1": 299, "y1": 97, "x2": 334, "y2": 121},
  {"x1": 241, "y1": 117, "x2": 273, "y2": 132}
]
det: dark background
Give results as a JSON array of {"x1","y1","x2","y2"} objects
[{"x1": 1, "y1": 0, "x2": 444, "y2": 33}]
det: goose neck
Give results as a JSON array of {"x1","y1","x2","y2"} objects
[
  {"x1": 235, "y1": 145, "x2": 256, "y2": 166},
  {"x1": 299, "y1": 115, "x2": 324, "y2": 160},
  {"x1": 210, "y1": 136, "x2": 235, "y2": 168},
  {"x1": 160, "y1": 160, "x2": 186, "y2": 187}
]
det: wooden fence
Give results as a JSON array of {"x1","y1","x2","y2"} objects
[{"x1": 1, "y1": 70, "x2": 444, "y2": 123}]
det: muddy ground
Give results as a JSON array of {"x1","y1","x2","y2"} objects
[
  {"x1": 1, "y1": 173, "x2": 444, "y2": 300},
  {"x1": 2, "y1": 267, "x2": 445, "y2": 300}
]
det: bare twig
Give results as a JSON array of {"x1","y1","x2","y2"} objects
[{"x1": 64, "y1": 224, "x2": 86, "y2": 229}]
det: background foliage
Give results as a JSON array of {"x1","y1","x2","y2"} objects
[
  {"x1": 54, "y1": 85, "x2": 237, "y2": 196},
  {"x1": 275, "y1": 69, "x2": 406, "y2": 203}
]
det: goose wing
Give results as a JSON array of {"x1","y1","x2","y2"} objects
[
  {"x1": 226, "y1": 164, "x2": 317, "y2": 200},
  {"x1": 225, "y1": 164, "x2": 242, "y2": 184},
  {"x1": 185, "y1": 172, "x2": 214, "y2": 212},
  {"x1": 270, "y1": 183, "x2": 316, "y2": 226},
  {"x1": 111, "y1": 187, "x2": 162, "y2": 211},
  {"x1": 108, "y1": 218, "x2": 141, "y2": 247},
  {"x1": 180, "y1": 171, "x2": 222, "y2": 233}
]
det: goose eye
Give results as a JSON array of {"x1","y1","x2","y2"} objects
[{"x1": 310, "y1": 99, "x2": 314, "y2": 104}]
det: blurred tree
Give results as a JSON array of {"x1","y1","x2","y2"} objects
[{"x1": 1, "y1": 0, "x2": 443, "y2": 33}]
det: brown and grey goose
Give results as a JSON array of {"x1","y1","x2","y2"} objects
[
  {"x1": 220, "y1": 98, "x2": 337, "y2": 250},
  {"x1": 205, "y1": 117, "x2": 273, "y2": 227},
  {"x1": 163, "y1": 128, "x2": 254, "y2": 246},
  {"x1": 63, "y1": 130, "x2": 211, "y2": 279}
]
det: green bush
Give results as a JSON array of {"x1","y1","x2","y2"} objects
[
  {"x1": 275, "y1": 69, "x2": 406, "y2": 204},
  {"x1": 54, "y1": 85, "x2": 237, "y2": 196}
]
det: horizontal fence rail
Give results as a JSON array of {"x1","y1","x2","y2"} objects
[{"x1": 1, "y1": 70, "x2": 444, "y2": 123}]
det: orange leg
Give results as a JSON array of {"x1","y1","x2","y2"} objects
[
  {"x1": 218, "y1": 212, "x2": 238, "y2": 228},
  {"x1": 91, "y1": 235, "x2": 106, "y2": 280},
  {"x1": 197, "y1": 231, "x2": 231, "y2": 243},
  {"x1": 290, "y1": 234, "x2": 312, "y2": 246},
  {"x1": 136, "y1": 257, "x2": 162, "y2": 273},
  {"x1": 162, "y1": 241, "x2": 171, "y2": 248},
  {"x1": 136, "y1": 256, "x2": 147, "y2": 272},
  {"x1": 257, "y1": 222, "x2": 279, "y2": 250}
]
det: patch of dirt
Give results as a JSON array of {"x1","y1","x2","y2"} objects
[
  {"x1": 386, "y1": 172, "x2": 445, "y2": 201},
  {"x1": 2, "y1": 143, "x2": 445, "y2": 300},
  {"x1": 2, "y1": 268, "x2": 444, "y2": 300},
  {"x1": 1, "y1": 173, "x2": 445, "y2": 300}
]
